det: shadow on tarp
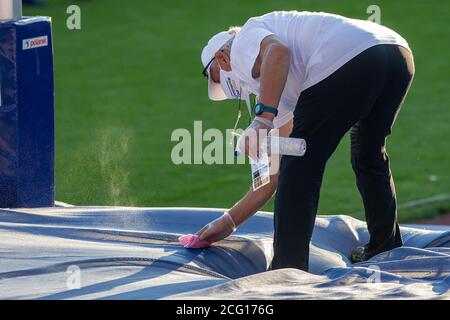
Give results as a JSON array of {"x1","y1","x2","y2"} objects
[{"x1": 36, "y1": 257, "x2": 225, "y2": 300}]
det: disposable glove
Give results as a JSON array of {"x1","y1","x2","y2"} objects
[
  {"x1": 197, "y1": 211, "x2": 237, "y2": 243},
  {"x1": 237, "y1": 116, "x2": 274, "y2": 160}
]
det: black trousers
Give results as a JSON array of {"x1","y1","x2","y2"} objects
[{"x1": 271, "y1": 44, "x2": 415, "y2": 271}]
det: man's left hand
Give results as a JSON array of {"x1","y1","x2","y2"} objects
[{"x1": 237, "y1": 116, "x2": 274, "y2": 160}]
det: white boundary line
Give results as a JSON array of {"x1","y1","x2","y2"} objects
[
  {"x1": 353, "y1": 193, "x2": 450, "y2": 217},
  {"x1": 397, "y1": 193, "x2": 450, "y2": 210}
]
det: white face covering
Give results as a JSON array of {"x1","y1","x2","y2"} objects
[
  {"x1": 218, "y1": 64, "x2": 253, "y2": 117},
  {"x1": 219, "y1": 68, "x2": 242, "y2": 100}
]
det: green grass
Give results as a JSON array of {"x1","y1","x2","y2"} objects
[{"x1": 24, "y1": 0, "x2": 450, "y2": 222}]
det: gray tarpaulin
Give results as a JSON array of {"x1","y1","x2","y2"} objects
[{"x1": 0, "y1": 207, "x2": 449, "y2": 299}]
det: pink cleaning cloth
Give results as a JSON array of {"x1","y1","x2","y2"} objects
[{"x1": 178, "y1": 234, "x2": 211, "y2": 248}]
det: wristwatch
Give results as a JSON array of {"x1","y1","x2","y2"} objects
[{"x1": 254, "y1": 102, "x2": 278, "y2": 117}]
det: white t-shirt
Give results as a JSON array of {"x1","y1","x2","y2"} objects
[{"x1": 230, "y1": 11, "x2": 412, "y2": 128}]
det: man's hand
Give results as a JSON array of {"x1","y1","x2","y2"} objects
[
  {"x1": 196, "y1": 212, "x2": 237, "y2": 243},
  {"x1": 237, "y1": 116, "x2": 274, "y2": 160}
]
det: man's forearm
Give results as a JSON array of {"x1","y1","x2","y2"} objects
[{"x1": 228, "y1": 175, "x2": 278, "y2": 226}]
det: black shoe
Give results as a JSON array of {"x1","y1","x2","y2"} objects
[{"x1": 351, "y1": 245, "x2": 369, "y2": 263}]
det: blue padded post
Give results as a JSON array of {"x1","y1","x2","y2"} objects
[{"x1": 0, "y1": 17, "x2": 54, "y2": 208}]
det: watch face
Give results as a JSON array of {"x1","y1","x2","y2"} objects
[{"x1": 255, "y1": 104, "x2": 262, "y2": 115}]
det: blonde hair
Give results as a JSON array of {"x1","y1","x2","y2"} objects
[
  {"x1": 227, "y1": 26, "x2": 241, "y2": 35},
  {"x1": 221, "y1": 26, "x2": 241, "y2": 50}
]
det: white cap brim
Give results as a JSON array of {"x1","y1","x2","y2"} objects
[{"x1": 202, "y1": 31, "x2": 234, "y2": 101}]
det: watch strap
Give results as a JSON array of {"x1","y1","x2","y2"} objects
[{"x1": 254, "y1": 103, "x2": 278, "y2": 116}]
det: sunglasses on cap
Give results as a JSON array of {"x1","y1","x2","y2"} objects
[{"x1": 202, "y1": 57, "x2": 215, "y2": 78}]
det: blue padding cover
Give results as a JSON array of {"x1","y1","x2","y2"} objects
[
  {"x1": 0, "y1": 17, "x2": 54, "y2": 207},
  {"x1": 0, "y1": 207, "x2": 448, "y2": 299}
]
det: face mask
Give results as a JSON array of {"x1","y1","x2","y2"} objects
[
  {"x1": 219, "y1": 68, "x2": 242, "y2": 100},
  {"x1": 217, "y1": 63, "x2": 253, "y2": 119},
  {"x1": 218, "y1": 66, "x2": 255, "y2": 120}
]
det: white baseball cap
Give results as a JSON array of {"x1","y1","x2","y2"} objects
[{"x1": 201, "y1": 31, "x2": 234, "y2": 101}]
